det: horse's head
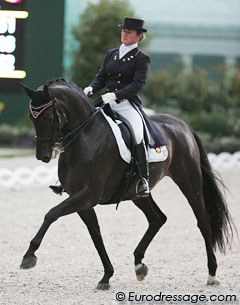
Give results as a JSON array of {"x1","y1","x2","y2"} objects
[
  {"x1": 22, "y1": 83, "x2": 65, "y2": 163},
  {"x1": 22, "y1": 79, "x2": 96, "y2": 163}
]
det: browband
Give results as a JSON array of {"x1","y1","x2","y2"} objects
[{"x1": 29, "y1": 101, "x2": 53, "y2": 119}]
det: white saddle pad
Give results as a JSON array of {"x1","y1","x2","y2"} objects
[{"x1": 101, "y1": 109, "x2": 168, "y2": 164}]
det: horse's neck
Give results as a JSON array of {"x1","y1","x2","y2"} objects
[
  {"x1": 51, "y1": 84, "x2": 95, "y2": 131},
  {"x1": 64, "y1": 96, "x2": 95, "y2": 131}
]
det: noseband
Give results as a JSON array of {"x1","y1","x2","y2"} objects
[{"x1": 29, "y1": 94, "x2": 104, "y2": 154}]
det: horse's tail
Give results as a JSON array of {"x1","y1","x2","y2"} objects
[{"x1": 193, "y1": 131, "x2": 234, "y2": 253}]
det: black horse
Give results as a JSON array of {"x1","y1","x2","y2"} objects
[{"x1": 21, "y1": 79, "x2": 233, "y2": 290}]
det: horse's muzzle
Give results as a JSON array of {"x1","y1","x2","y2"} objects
[
  {"x1": 35, "y1": 137, "x2": 53, "y2": 163},
  {"x1": 42, "y1": 156, "x2": 51, "y2": 163},
  {"x1": 36, "y1": 146, "x2": 52, "y2": 163},
  {"x1": 36, "y1": 153, "x2": 51, "y2": 163}
]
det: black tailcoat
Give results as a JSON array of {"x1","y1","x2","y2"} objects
[
  {"x1": 90, "y1": 47, "x2": 150, "y2": 106},
  {"x1": 90, "y1": 47, "x2": 167, "y2": 146}
]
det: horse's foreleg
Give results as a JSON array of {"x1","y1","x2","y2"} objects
[
  {"x1": 133, "y1": 194, "x2": 167, "y2": 281},
  {"x1": 77, "y1": 209, "x2": 114, "y2": 290},
  {"x1": 20, "y1": 187, "x2": 92, "y2": 270}
]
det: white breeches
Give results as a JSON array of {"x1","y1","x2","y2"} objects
[{"x1": 110, "y1": 99, "x2": 144, "y2": 144}]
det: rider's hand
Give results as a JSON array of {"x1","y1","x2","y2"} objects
[
  {"x1": 101, "y1": 92, "x2": 116, "y2": 104},
  {"x1": 83, "y1": 86, "x2": 93, "y2": 96}
]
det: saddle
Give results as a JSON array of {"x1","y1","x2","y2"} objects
[{"x1": 102, "y1": 104, "x2": 168, "y2": 164}]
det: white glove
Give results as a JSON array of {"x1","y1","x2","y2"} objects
[
  {"x1": 83, "y1": 86, "x2": 93, "y2": 96},
  {"x1": 101, "y1": 92, "x2": 116, "y2": 104}
]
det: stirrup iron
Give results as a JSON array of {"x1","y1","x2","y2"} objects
[{"x1": 136, "y1": 177, "x2": 150, "y2": 197}]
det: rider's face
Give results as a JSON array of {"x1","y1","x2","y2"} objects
[{"x1": 121, "y1": 29, "x2": 142, "y2": 46}]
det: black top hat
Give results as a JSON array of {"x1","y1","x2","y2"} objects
[{"x1": 118, "y1": 17, "x2": 147, "y2": 33}]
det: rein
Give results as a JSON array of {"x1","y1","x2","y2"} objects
[
  {"x1": 29, "y1": 94, "x2": 105, "y2": 154},
  {"x1": 60, "y1": 105, "x2": 104, "y2": 152}
]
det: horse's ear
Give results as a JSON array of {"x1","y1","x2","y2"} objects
[
  {"x1": 21, "y1": 83, "x2": 35, "y2": 98},
  {"x1": 43, "y1": 85, "x2": 50, "y2": 97}
]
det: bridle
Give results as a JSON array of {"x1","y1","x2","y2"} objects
[
  {"x1": 29, "y1": 94, "x2": 105, "y2": 154},
  {"x1": 29, "y1": 96, "x2": 65, "y2": 153}
]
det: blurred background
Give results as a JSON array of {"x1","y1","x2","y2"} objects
[{"x1": 0, "y1": 0, "x2": 239, "y2": 153}]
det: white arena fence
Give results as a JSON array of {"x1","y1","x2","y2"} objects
[
  {"x1": 207, "y1": 151, "x2": 240, "y2": 169},
  {"x1": 0, "y1": 165, "x2": 58, "y2": 188},
  {"x1": 0, "y1": 152, "x2": 240, "y2": 189}
]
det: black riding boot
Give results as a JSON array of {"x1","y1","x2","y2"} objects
[
  {"x1": 135, "y1": 141, "x2": 150, "y2": 197},
  {"x1": 49, "y1": 184, "x2": 64, "y2": 195}
]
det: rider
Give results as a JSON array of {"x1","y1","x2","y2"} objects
[{"x1": 84, "y1": 17, "x2": 150, "y2": 197}]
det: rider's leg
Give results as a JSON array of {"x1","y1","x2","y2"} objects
[
  {"x1": 111, "y1": 100, "x2": 149, "y2": 197},
  {"x1": 111, "y1": 100, "x2": 144, "y2": 144},
  {"x1": 134, "y1": 141, "x2": 150, "y2": 197}
]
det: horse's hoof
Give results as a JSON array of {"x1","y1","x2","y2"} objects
[
  {"x1": 20, "y1": 255, "x2": 37, "y2": 269},
  {"x1": 135, "y1": 263, "x2": 148, "y2": 281},
  {"x1": 96, "y1": 282, "x2": 110, "y2": 290},
  {"x1": 207, "y1": 275, "x2": 220, "y2": 285}
]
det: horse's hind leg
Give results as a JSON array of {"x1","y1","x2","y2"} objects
[
  {"x1": 77, "y1": 209, "x2": 114, "y2": 290},
  {"x1": 170, "y1": 162, "x2": 219, "y2": 285},
  {"x1": 132, "y1": 194, "x2": 167, "y2": 281}
]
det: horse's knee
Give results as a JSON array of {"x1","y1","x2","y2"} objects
[
  {"x1": 149, "y1": 221, "x2": 166, "y2": 233},
  {"x1": 44, "y1": 209, "x2": 58, "y2": 223},
  {"x1": 161, "y1": 213, "x2": 167, "y2": 225},
  {"x1": 150, "y1": 213, "x2": 167, "y2": 229},
  {"x1": 144, "y1": 215, "x2": 167, "y2": 238}
]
